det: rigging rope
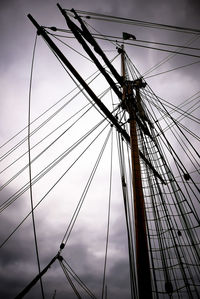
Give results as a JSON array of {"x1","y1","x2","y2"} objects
[
  {"x1": 0, "y1": 102, "x2": 91, "y2": 175},
  {"x1": 81, "y1": 35, "x2": 200, "y2": 59},
  {"x1": 101, "y1": 128, "x2": 113, "y2": 299},
  {"x1": 144, "y1": 60, "x2": 200, "y2": 79},
  {"x1": 0, "y1": 117, "x2": 107, "y2": 214},
  {"x1": 60, "y1": 125, "x2": 112, "y2": 245},
  {"x1": 142, "y1": 34, "x2": 200, "y2": 77},
  {"x1": 0, "y1": 85, "x2": 113, "y2": 193},
  {"x1": 0, "y1": 121, "x2": 109, "y2": 248},
  {"x1": 59, "y1": 257, "x2": 97, "y2": 298},
  {"x1": 156, "y1": 93, "x2": 200, "y2": 125},
  {"x1": 27, "y1": 34, "x2": 45, "y2": 299},
  {"x1": 0, "y1": 68, "x2": 102, "y2": 152},
  {"x1": 59, "y1": 259, "x2": 81, "y2": 298},
  {"x1": 67, "y1": 9, "x2": 200, "y2": 35}
]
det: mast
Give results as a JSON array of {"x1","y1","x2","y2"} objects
[{"x1": 121, "y1": 46, "x2": 152, "y2": 298}]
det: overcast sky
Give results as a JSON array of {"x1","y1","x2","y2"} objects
[{"x1": 0, "y1": 0, "x2": 199, "y2": 298}]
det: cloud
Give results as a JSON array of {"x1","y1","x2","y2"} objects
[{"x1": 0, "y1": 0, "x2": 199, "y2": 298}]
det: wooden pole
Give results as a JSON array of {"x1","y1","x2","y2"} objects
[
  {"x1": 121, "y1": 46, "x2": 152, "y2": 298},
  {"x1": 15, "y1": 255, "x2": 58, "y2": 299}
]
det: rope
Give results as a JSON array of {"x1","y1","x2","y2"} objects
[
  {"x1": 61, "y1": 257, "x2": 97, "y2": 298},
  {"x1": 28, "y1": 33, "x2": 45, "y2": 298},
  {"x1": 0, "y1": 121, "x2": 108, "y2": 248},
  {"x1": 60, "y1": 126, "x2": 112, "y2": 245},
  {"x1": 101, "y1": 128, "x2": 113, "y2": 299},
  {"x1": 0, "y1": 67, "x2": 102, "y2": 152},
  {"x1": 144, "y1": 60, "x2": 200, "y2": 79},
  {"x1": 66, "y1": 9, "x2": 200, "y2": 35},
  {"x1": 142, "y1": 34, "x2": 200, "y2": 77},
  {"x1": 86, "y1": 36, "x2": 200, "y2": 59},
  {"x1": 59, "y1": 260, "x2": 81, "y2": 298},
  {"x1": 0, "y1": 117, "x2": 106, "y2": 214}
]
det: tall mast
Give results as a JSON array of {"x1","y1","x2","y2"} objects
[{"x1": 121, "y1": 46, "x2": 152, "y2": 298}]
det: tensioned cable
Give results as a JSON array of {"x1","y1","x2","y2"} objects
[
  {"x1": 0, "y1": 68, "x2": 101, "y2": 152},
  {"x1": 85, "y1": 35, "x2": 200, "y2": 59},
  {"x1": 139, "y1": 87, "x2": 200, "y2": 127},
  {"x1": 67, "y1": 10, "x2": 200, "y2": 35},
  {"x1": 1, "y1": 101, "x2": 121, "y2": 214},
  {"x1": 0, "y1": 86, "x2": 113, "y2": 193},
  {"x1": 0, "y1": 86, "x2": 111, "y2": 177},
  {"x1": 0, "y1": 103, "x2": 94, "y2": 192},
  {"x1": 146, "y1": 97, "x2": 200, "y2": 141},
  {"x1": 50, "y1": 32, "x2": 93, "y2": 62},
  {"x1": 172, "y1": 90, "x2": 200, "y2": 110},
  {"x1": 159, "y1": 103, "x2": 200, "y2": 136},
  {"x1": 144, "y1": 60, "x2": 200, "y2": 79},
  {"x1": 162, "y1": 111, "x2": 200, "y2": 140},
  {"x1": 140, "y1": 87, "x2": 200, "y2": 125},
  {"x1": 0, "y1": 71, "x2": 101, "y2": 163},
  {"x1": 0, "y1": 117, "x2": 107, "y2": 213},
  {"x1": 59, "y1": 260, "x2": 95, "y2": 298},
  {"x1": 101, "y1": 128, "x2": 113, "y2": 299},
  {"x1": 48, "y1": 28, "x2": 200, "y2": 52},
  {"x1": 0, "y1": 102, "x2": 91, "y2": 174},
  {"x1": 0, "y1": 122, "x2": 109, "y2": 248},
  {"x1": 59, "y1": 260, "x2": 81, "y2": 298},
  {"x1": 152, "y1": 95, "x2": 200, "y2": 143},
  {"x1": 60, "y1": 126, "x2": 112, "y2": 245},
  {"x1": 115, "y1": 55, "x2": 137, "y2": 293},
  {"x1": 142, "y1": 115, "x2": 200, "y2": 223},
  {"x1": 142, "y1": 34, "x2": 200, "y2": 77},
  {"x1": 156, "y1": 93, "x2": 200, "y2": 124},
  {"x1": 27, "y1": 34, "x2": 45, "y2": 299},
  {"x1": 61, "y1": 258, "x2": 96, "y2": 298},
  {"x1": 63, "y1": 8, "x2": 200, "y2": 141},
  {"x1": 155, "y1": 100, "x2": 200, "y2": 129},
  {"x1": 1, "y1": 119, "x2": 105, "y2": 216},
  {"x1": 155, "y1": 128, "x2": 200, "y2": 202}
]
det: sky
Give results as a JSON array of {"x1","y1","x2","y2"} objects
[{"x1": 0, "y1": 0, "x2": 200, "y2": 298}]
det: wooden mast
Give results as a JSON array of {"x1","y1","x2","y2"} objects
[{"x1": 121, "y1": 46, "x2": 152, "y2": 298}]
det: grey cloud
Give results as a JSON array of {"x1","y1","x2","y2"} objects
[{"x1": 0, "y1": 0, "x2": 199, "y2": 298}]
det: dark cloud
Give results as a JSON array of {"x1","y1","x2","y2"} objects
[{"x1": 0, "y1": 210, "x2": 131, "y2": 298}]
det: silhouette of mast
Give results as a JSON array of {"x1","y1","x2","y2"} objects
[{"x1": 121, "y1": 46, "x2": 152, "y2": 298}]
